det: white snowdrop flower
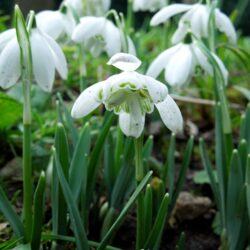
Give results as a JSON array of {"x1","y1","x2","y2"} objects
[
  {"x1": 72, "y1": 16, "x2": 136, "y2": 57},
  {"x1": 64, "y1": 0, "x2": 111, "y2": 17},
  {"x1": 133, "y1": 0, "x2": 167, "y2": 12},
  {"x1": 150, "y1": 3, "x2": 237, "y2": 44},
  {"x1": 36, "y1": 9, "x2": 76, "y2": 40},
  {"x1": 0, "y1": 28, "x2": 68, "y2": 91},
  {"x1": 147, "y1": 42, "x2": 228, "y2": 86},
  {"x1": 71, "y1": 53, "x2": 183, "y2": 138}
]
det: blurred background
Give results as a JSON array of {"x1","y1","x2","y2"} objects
[{"x1": 0, "y1": 0, "x2": 249, "y2": 34}]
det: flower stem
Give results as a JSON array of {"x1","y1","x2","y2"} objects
[
  {"x1": 134, "y1": 135, "x2": 145, "y2": 250},
  {"x1": 78, "y1": 44, "x2": 87, "y2": 91}
]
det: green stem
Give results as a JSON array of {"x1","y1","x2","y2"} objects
[
  {"x1": 126, "y1": 0, "x2": 133, "y2": 34},
  {"x1": 78, "y1": 45, "x2": 87, "y2": 91},
  {"x1": 134, "y1": 136, "x2": 145, "y2": 250}
]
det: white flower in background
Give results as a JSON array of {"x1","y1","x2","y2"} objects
[
  {"x1": 0, "y1": 28, "x2": 68, "y2": 91},
  {"x1": 133, "y1": 0, "x2": 167, "y2": 12},
  {"x1": 36, "y1": 9, "x2": 76, "y2": 40},
  {"x1": 147, "y1": 42, "x2": 228, "y2": 86},
  {"x1": 71, "y1": 53, "x2": 183, "y2": 138},
  {"x1": 150, "y1": 3, "x2": 237, "y2": 44},
  {"x1": 64, "y1": 0, "x2": 111, "y2": 17},
  {"x1": 72, "y1": 16, "x2": 136, "y2": 57}
]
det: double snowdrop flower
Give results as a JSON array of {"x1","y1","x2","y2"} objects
[
  {"x1": 133, "y1": 0, "x2": 167, "y2": 12},
  {"x1": 151, "y1": 3, "x2": 237, "y2": 44},
  {"x1": 72, "y1": 17, "x2": 136, "y2": 57},
  {"x1": 64, "y1": 0, "x2": 111, "y2": 17},
  {"x1": 0, "y1": 27, "x2": 67, "y2": 91},
  {"x1": 71, "y1": 53, "x2": 183, "y2": 138},
  {"x1": 147, "y1": 41, "x2": 228, "y2": 86},
  {"x1": 36, "y1": 8, "x2": 76, "y2": 40}
]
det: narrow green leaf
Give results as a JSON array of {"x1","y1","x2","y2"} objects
[
  {"x1": 98, "y1": 171, "x2": 153, "y2": 250},
  {"x1": 31, "y1": 171, "x2": 46, "y2": 250},
  {"x1": 246, "y1": 155, "x2": 250, "y2": 221},
  {"x1": 175, "y1": 232, "x2": 186, "y2": 250},
  {"x1": 238, "y1": 139, "x2": 247, "y2": 179},
  {"x1": 144, "y1": 193, "x2": 169, "y2": 250},
  {"x1": 53, "y1": 148, "x2": 89, "y2": 250},
  {"x1": 144, "y1": 184, "x2": 153, "y2": 238},
  {"x1": 114, "y1": 127, "x2": 124, "y2": 177},
  {"x1": 69, "y1": 123, "x2": 91, "y2": 201},
  {"x1": 12, "y1": 244, "x2": 31, "y2": 250},
  {"x1": 0, "y1": 237, "x2": 23, "y2": 250},
  {"x1": 143, "y1": 135, "x2": 154, "y2": 160},
  {"x1": 0, "y1": 185, "x2": 24, "y2": 238}
]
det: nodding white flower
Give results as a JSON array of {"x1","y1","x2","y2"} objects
[
  {"x1": 64, "y1": 0, "x2": 111, "y2": 17},
  {"x1": 150, "y1": 3, "x2": 237, "y2": 44},
  {"x1": 133, "y1": 0, "x2": 167, "y2": 12},
  {"x1": 0, "y1": 28, "x2": 68, "y2": 91},
  {"x1": 71, "y1": 53, "x2": 183, "y2": 138},
  {"x1": 36, "y1": 9, "x2": 76, "y2": 40},
  {"x1": 72, "y1": 16, "x2": 136, "y2": 57},
  {"x1": 147, "y1": 42, "x2": 228, "y2": 86}
]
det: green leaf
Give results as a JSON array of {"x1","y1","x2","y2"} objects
[
  {"x1": 144, "y1": 184, "x2": 153, "y2": 238},
  {"x1": 53, "y1": 148, "x2": 89, "y2": 250},
  {"x1": 193, "y1": 169, "x2": 217, "y2": 184},
  {"x1": 246, "y1": 155, "x2": 250, "y2": 222},
  {"x1": 144, "y1": 193, "x2": 169, "y2": 250},
  {"x1": 235, "y1": 86, "x2": 250, "y2": 101},
  {"x1": 69, "y1": 123, "x2": 91, "y2": 201},
  {"x1": 0, "y1": 92, "x2": 22, "y2": 130},
  {"x1": 175, "y1": 232, "x2": 186, "y2": 250},
  {"x1": 31, "y1": 171, "x2": 46, "y2": 250},
  {"x1": 98, "y1": 171, "x2": 153, "y2": 250},
  {"x1": 0, "y1": 185, "x2": 24, "y2": 238},
  {"x1": 12, "y1": 244, "x2": 31, "y2": 250}
]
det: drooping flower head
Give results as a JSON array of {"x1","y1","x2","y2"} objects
[
  {"x1": 72, "y1": 16, "x2": 136, "y2": 57},
  {"x1": 133, "y1": 0, "x2": 167, "y2": 12},
  {"x1": 71, "y1": 53, "x2": 183, "y2": 138},
  {"x1": 0, "y1": 23, "x2": 68, "y2": 91},
  {"x1": 147, "y1": 40, "x2": 228, "y2": 86},
  {"x1": 150, "y1": 3, "x2": 237, "y2": 44}
]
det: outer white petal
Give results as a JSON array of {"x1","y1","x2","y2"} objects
[
  {"x1": 107, "y1": 53, "x2": 141, "y2": 71},
  {"x1": 165, "y1": 44, "x2": 194, "y2": 86},
  {"x1": 142, "y1": 75, "x2": 168, "y2": 103},
  {"x1": 42, "y1": 32, "x2": 68, "y2": 79},
  {"x1": 71, "y1": 81, "x2": 104, "y2": 118},
  {"x1": 212, "y1": 53, "x2": 228, "y2": 85},
  {"x1": 72, "y1": 17, "x2": 105, "y2": 42},
  {"x1": 30, "y1": 31, "x2": 55, "y2": 92},
  {"x1": 0, "y1": 29, "x2": 16, "y2": 52},
  {"x1": 171, "y1": 21, "x2": 189, "y2": 44},
  {"x1": 146, "y1": 44, "x2": 181, "y2": 78},
  {"x1": 155, "y1": 95, "x2": 183, "y2": 133},
  {"x1": 36, "y1": 11, "x2": 64, "y2": 39},
  {"x1": 103, "y1": 21, "x2": 121, "y2": 57},
  {"x1": 215, "y1": 9, "x2": 237, "y2": 44},
  {"x1": 0, "y1": 38, "x2": 21, "y2": 89},
  {"x1": 127, "y1": 36, "x2": 136, "y2": 56},
  {"x1": 150, "y1": 4, "x2": 193, "y2": 26}
]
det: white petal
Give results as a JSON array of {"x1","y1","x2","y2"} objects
[
  {"x1": 212, "y1": 53, "x2": 228, "y2": 85},
  {"x1": 36, "y1": 11, "x2": 64, "y2": 39},
  {"x1": 0, "y1": 29, "x2": 16, "y2": 52},
  {"x1": 142, "y1": 75, "x2": 168, "y2": 103},
  {"x1": 72, "y1": 17, "x2": 105, "y2": 42},
  {"x1": 146, "y1": 44, "x2": 181, "y2": 78},
  {"x1": 42, "y1": 31, "x2": 68, "y2": 79},
  {"x1": 127, "y1": 36, "x2": 136, "y2": 56},
  {"x1": 119, "y1": 96, "x2": 145, "y2": 138},
  {"x1": 150, "y1": 4, "x2": 193, "y2": 26},
  {"x1": 155, "y1": 95, "x2": 183, "y2": 133},
  {"x1": 0, "y1": 38, "x2": 21, "y2": 89},
  {"x1": 215, "y1": 9, "x2": 237, "y2": 44},
  {"x1": 71, "y1": 81, "x2": 104, "y2": 118},
  {"x1": 30, "y1": 31, "x2": 55, "y2": 92},
  {"x1": 103, "y1": 21, "x2": 121, "y2": 57},
  {"x1": 165, "y1": 44, "x2": 194, "y2": 86},
  {"x1": 107, "y1": 53, "x2": 141, "y2": 71},
  {"x1": 171, "y1": 21, "x2": 189, "y2": 44}
]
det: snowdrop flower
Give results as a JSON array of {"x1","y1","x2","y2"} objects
[
  {"x1": 72, "y1": 16, "x2": 136, "y2": 57},
  {"x1": 64, "y1": 0, "x2": 110, "y2": 17},
  {"x1": 151, "y1": 3, "x2": 237, "y2": 44},
  {"x1": 133, "y1": 0, "x2": 167, "y2": 12},
  {"x1": 147, "y1": 42, "x2": 228, "y2": 86},
  {"x1": 71, "y1": 53, "x2": 183, "y2": 138},
  {"x1": 0, "y1": 28, "x2": 67, "y2": 91},
  {"x1": 36, "y1": 9, "x2": 76, "y2": 40}
]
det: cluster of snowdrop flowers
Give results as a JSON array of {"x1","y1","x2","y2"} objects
[
  {"x1": 150, "y1": 3, "x2": 237, "y2": 45},
  {"x1": 72, "y1": 17, "x2": 136, "y2": 57},
  {"x1": 71, "y1": 53, "x2": 183, "y2": 138},
  {"x1": 133, "y1": 0, "x2": 167, "y2": 12},
  {"x1": 0, "y1": 27, "x2": 67, "y2": 91},
  {"x1": 147, "y1": 2, "x2": 237, "y2": 87}
]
